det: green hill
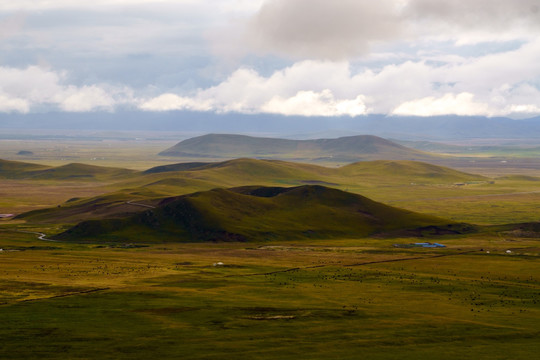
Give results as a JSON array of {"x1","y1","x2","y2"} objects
[
  {"x1": 15, "y1": 158, "x2": 485, "y2": 224},
  {"x1": 55, "y1": 185, "x2": 465, "y2": 243},
  {"x1": 15, "y1": 189, "x2": 163, "y2": 224},
  {"x1": 0, "y1": 159, "x2": 49, "y2": 178},
  {"x1": 26, "y1": 163, "x2": 135, "y2": 180},
  {"x1": 158, "y1": 134, "x2": 437, "y2": 161},
  {"x1": 337, "y1": 160, "x2": 487, "y2": 183},
  {"x1": 0, "y1": 159, "x2": 135, "y2": 181},
  {"x1": 133, "y1": 158, "x2": 484, "y2": 192}
]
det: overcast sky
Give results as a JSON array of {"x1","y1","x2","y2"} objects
[{"x1": 1, "y1": 0, "x2": 539, "y2": 118}]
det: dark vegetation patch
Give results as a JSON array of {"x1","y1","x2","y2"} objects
[
  {"x1": 0, "y1": 245, "x2": 60, "y2": 251},
  {"x1": 54, "y1": 185, "x2": 458, "y2": 243},
  {"x1": 143, "y1": 162, "x2": 213, "y2": 174}
]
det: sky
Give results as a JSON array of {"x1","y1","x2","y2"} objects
[{"x1": 0, "y1": 0, "x2": 539, "y2": 118}]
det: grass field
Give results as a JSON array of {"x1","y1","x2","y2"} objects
[
  {"x1": 0, "y1": 229, "x2": 538, "y2": 359},
  {"x1": 1, "y1": 139, "x2": 539, "y2": 359}
]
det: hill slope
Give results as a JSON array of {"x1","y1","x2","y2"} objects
[
  {"x1": 158, "y1": 134, "x2": 437, "y2": 161},
  {"x1": 55, "y1": 185, "x2": 464, "y2": 243},
  {"x1": 0, "y1": 159, "x2": 49, "y2": 178},
  {"x1": 337, "y1": 160, "x2": 486, "y2": 183},
  {"x1": 26, "y1": 163, "x2": 136, "y2": 180},
  {"x1": 0, "y1": 159, "x2": 135, "y2": 180}
]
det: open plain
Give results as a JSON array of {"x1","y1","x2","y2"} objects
[{"x1": 1, "y1": 137, "x2": 539, "y2": 359}]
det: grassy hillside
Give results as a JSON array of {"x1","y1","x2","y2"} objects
[
  {"x1": 15, "y1": 189, "x2": 164, "y2": 224},
  {"x1": 26, "y1": 163, "x2": 135, "y2": 180},
  {"x1": 338, "y1": 160, "x2": 487, "y2": 183},
  {"x1": 16, "y1": 158, "x2": 487, "y2": 224},
  {"x1": 55, "y1": 185, "x2": 463, "y2": 243},
  {"x1": 131, "y1": 158, "x2": 483, "y2": 191},
  {"x1": 0, "y1": 158, "x2": 49, "y2": 178},
  {"x1": 159, "y1": 134, "x2": 437, "y2": 161},
  {"x1": 0, "y1": 159, "x2": 135, "y2": 181}
]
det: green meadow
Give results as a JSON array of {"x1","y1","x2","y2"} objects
[{"x1": 1, "y1": 139, "x2": 539, "y2": 359}]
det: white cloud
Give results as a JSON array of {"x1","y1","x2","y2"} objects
[
  {"x1": 140, "y1": 38, "x2": 540, "y2": 117},
  {"x1": 0, "y1": 95, "x2": 30, "y2": 113},
  {"x1": 4, "y1": 36, "x2": 536, "y2": 118},
  {"x1": 139, "y1": 63, "x2": 369, "y2": 116},
  {"x1": 138, "y1": 93, "x2": 212, "y2": 112},
  {"x1": 392, "y1": 93, "x2": 490, "y2": 116},
  {"x1": 262, "y1": 90, "x2": 367, "y2": 117},
  {"x1": 211, "y1": 0, "x2": 540, "y2": 62},
  {"x1": 58, "y1": 85, "x2": 117, "y2": 112},
  {"x1": 0, "y1": 65, "x2": 132, "y2": 113}
]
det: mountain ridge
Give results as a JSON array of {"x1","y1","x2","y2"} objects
[{"x1": 159, "y1": 134, "x2": 436, "y2": 161}]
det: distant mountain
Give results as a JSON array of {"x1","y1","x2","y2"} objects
[
  {"x1": 159, "y1": 134, "x2": 436, "y2": 161},
  {"x1": 2, "y1": 111, "x2": 540, "y2": 141},
  {"x1": 55, "y1": 185, "x2": 465, "y2": 242}
]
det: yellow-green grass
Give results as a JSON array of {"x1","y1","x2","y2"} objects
[
  {"x1": 0, "y1": 228, "x2": 538, "y2": 359},
  {"x1": 0, "y1": 179, "x2": 111, "y2": 215},
  {"x1": 54, "y1": 185, "x2": 457, "y2": 243},
  {"x1": 0, "y1": 139, "x2": 182, "y2": 170},
  {"x1": 159, "y1": 133, "x2": 439, "y2": 162},
  {"x1": 3, "y1": 157, "x2": 540, "y2": 226}
]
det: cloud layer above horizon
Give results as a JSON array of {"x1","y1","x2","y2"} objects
[{"x1": 1, "y1": 0, "x2": 539, "y2": 118}]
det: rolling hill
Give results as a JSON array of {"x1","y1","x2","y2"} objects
[
  {"x1": 0, "y1": 159, "x2": 49, "y2": 178},
  {"x1": 0, "y1": 160, "x2": 135, "y2": 180},
  {"x1": 337, "y1": 160, "x2": 487, "y2": 183},
  {"x1": 140, "y1": 158, "x2": 485, "y2": 190},
  {"x1": 158, "y1": 134, "x2": 438, "y2": 161},
  {"x1": 26, "y1": 163, "x2": 135, "y2": 180},
  {"x1": 54, "y1": 185, "x2": 466, "y2": 243},
  {"x1": 16, "y1": 158, "x2": 486, "y2": 223}
]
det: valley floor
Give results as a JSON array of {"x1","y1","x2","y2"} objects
[
  {"x1": 0, "y1": 229, "x2": 538, "y2": 359},
  {"x1": 1, "y1": 139, "x2": 540, "y2": 359}
]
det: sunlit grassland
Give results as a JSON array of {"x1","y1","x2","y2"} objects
[
  {"x1": 0, "y1": 230, "x2": 538, "y2": 359},
  {"x1": 0, "y1": 180, "x2": 111, "y2": 214},
  {"x1": 3, "y1": 164, "x2": 540, "y2": 225},
  {"x1": 2, "y1": 140, "x2": 540, "y2": 358},
  {"x1": 0, "y1": 139, "x2": 183, "y2": 170}
]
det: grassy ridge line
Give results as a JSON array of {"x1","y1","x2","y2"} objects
[
  {"x1": 54, "y1": 185, "x2": 465, "y2": 243},
  {"x1": 158, "y1": 133, "x2": 438, "y2": 161},
  {"x1": 0, "y1": 159, "x2": 135, "y2": 180},
  {"x1": 15, "y1": 158, "x2": 487, "y2": 224}
]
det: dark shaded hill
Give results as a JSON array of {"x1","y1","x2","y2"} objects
[
  {"x1": 143, "y1": 162, "x2": 213, "y2": 174},
  {"x1": 158, "y1": 134, "x2": 437, "y2": 161},
  {"x1": 17, "y1": 158, "x2": 485, "y2": 225},
  {"x1": 55, "y1": 185, "x2": 466, "y2": 243}
]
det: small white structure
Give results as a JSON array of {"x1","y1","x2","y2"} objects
[
  {"x1": 213, "y1": 261, "x2": 224, "y2": 266},
  {"x1": 506, "y1": 250, "x2": 512, "y2": 254}
]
